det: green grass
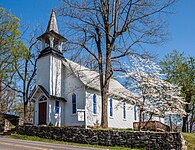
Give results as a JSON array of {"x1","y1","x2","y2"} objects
[
  {"x1": 8, "y1": 134, "x2": 143, "y2": 150},
  {"x1": 183, "y1": 133, "x2": 195, "y2": 150}
]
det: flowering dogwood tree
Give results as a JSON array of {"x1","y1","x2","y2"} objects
[{"x1": 120, "y1": 56, "x2": 186, "y2": 130}]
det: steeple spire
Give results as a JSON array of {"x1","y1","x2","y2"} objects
[
  {"x1": 46, "y1": 9, "x2": 58, "y2": 33},
  {"x1": 37, "y1": 9, "x2": 67, "y2": 59}
]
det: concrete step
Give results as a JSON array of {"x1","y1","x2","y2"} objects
[
  {"x1": 0, "y1": 132, "x2": 4, "y2": 135},
  {"x1": 1, "y1": 128, "x2": 16, "y2": 135}
]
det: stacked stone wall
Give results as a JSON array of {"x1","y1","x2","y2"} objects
[{"x1": 16, "y1": 126, "x2": 182, "y2": 149}]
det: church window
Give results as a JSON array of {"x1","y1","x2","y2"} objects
[
  {"x1": 109, "y1": 98, "x2": 113, "y2": 117},
  {"x1": 134, "y1": 105, "x2": 136, "y2": 120},
  {"x1": 123, "y1": 102, "x2": 126, "y2": 119},
  {"x1": 142, "y1": 113, "x2": 145, "y2": 122},
  {"x1": 72, "y1": 93, "x2": 76, "y2": 114},
  {"x1": 93, "y1": 94, "x2": 97, "y2": 114},
  {"x1": 55, "y1": 101, "x2": 59, "y2": 114}
]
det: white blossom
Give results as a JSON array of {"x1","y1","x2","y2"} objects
[{"x1": 121, "y1": 55, "x2": 186, "y2": 118}]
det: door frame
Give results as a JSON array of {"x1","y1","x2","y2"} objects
[{"x1": 38, "y1": 95, "x2": 48, "y2": 125}]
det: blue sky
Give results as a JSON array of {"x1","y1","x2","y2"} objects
[{"x1": 1, "y1": 0, "x2": 195, "y2": 59}]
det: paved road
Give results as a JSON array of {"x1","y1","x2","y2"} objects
[{"x1": 0, "y1": 136, "x2": 105, "y2": 150}]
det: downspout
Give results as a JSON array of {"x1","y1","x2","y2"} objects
[{"x1": 84, "y1": 88, "x2": 87, "y2": 129}]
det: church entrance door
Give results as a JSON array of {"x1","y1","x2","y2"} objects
[{"x1": 39, "y1": 102, "x2": 47, "y2": 125}]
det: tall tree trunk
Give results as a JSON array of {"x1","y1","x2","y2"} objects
[
  {"x1": 100, "y1": 58, "x2": 111, "y2": 128},
  {"x1": 23, "y1": 92, "x2": 27, "y2": 124},
  {"x1": 23, "y1": 60, "x2": 28, "y2": 124},
  {"x1": 101, "y1": 87, "x2": 108, "y2": 128},
  {"x1": 98, "y1": 50, "x2": 108, "y2": 128},
  {"x1": 169, "y1": 115, "x2": 173, "y2": 132},
  {"x1": 138, "y1": 109, "x2": 143, "y2": 131},
  {"x1": 99, "y1": 63, "x2": 108, "y2": 128},
  {"x1": 138, "y1": 95, "x2": 146, "y2": 131},
  {"x1": 189, "y1": 104, "x2": 195, "y2": 133},
  {"x1": 182, "y1": 116, "x2": 187, "y2": 132},
  {"x1": 0, "y1": 78, "x2": 2, "y2": 113},
  {"x1": 182, "y1": 102, "x2": 190, "y2": 132},
  {"x1": 23, "y1": 89, "x2": 29, "y2": 124},
  {"x1": 186, "y1": 114, "x2": 189, "y2": 132}
]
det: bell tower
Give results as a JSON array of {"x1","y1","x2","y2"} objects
[
  {"x1": 37, "y1": 9, "x2": 67, "y2": 57},
  {"x1": 36, "y1": 10, "x2": 67, "y2": 97}
]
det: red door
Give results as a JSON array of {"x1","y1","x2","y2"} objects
[{"x1": 39, "y1": 102, "x2": 47, "y2": 125}]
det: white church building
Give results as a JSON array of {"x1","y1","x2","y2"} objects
[{"x1": 30, "y1": 10, "x2": 137, "y2": 129}]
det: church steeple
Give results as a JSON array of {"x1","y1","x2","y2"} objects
[
  {"x1": 46, "y1": 9, "x2": 59, "y2": 33},
  {"x1": 37, "y1": 10, "x2": 67, "y2": 59}
]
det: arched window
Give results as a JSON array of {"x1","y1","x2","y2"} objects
[
  {"x1": 72, "y1": 93, "x2": 76, "y2": 114},
  {"x1": 109, "y1": 98, "x2": 113, "y2": 117},
  {"x1": 39, "y1": 95, "x2": 47, "y2": 102},
  {"x1": 93, "y1": 94, "x2": 97, "y2": 114},
  {"x1": 134, "y1": 105, "x2": 136, "y2": 120},
  {"x1": 123, "y1": 102, "x2": 126, "y2": 119},
  {"x1": 142, "y1": 113, "x2": 145, "y2": 122},
  {"x1": 55, "y1": 101, "x2": 59, "y2": 114}
]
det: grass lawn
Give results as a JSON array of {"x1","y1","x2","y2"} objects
[
  {"x1": 183, "y1": 133, "x2": 195, "y2": 150},
  {"x1": 8, "y1": 134, "x2": 144, "y2": 150}
]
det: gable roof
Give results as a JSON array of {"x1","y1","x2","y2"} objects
[
  {"x1": 30, "y1": 85, "x2": 67, "y2": 102},
  {"x1": 62, "y1": 59, "x2": 136, "y2": 103}
]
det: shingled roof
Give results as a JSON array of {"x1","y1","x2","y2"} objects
[
  {"x1": 62, "y1": 59, "x2": 136, "y2": 103},
  {"x1": 30, "y1": 85, "x2": 67, "y2": 102}
]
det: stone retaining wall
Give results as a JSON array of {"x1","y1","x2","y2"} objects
[{"x1": 16, "y1": 126, "x2": 183, "y2": 149}]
